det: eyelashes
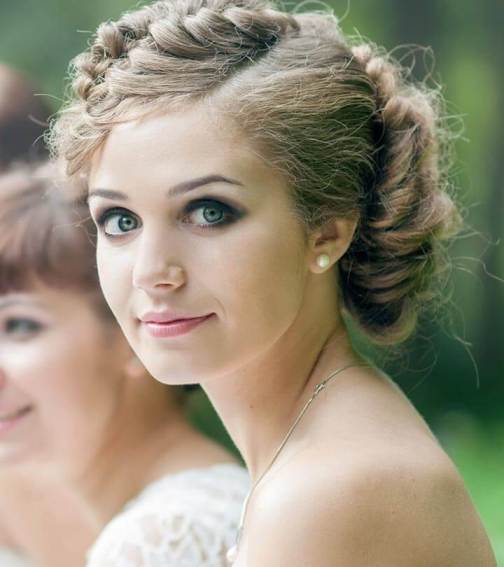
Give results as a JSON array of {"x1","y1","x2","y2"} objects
[
  {"x1": 94, "y1": 197, "x2": 243, "y2": 238},
  {"x1": 3, "y1": 318, "x2": 44, "y2": 338},
  {"x1": 183, "y1": 198, "x2": 242, "y2": 228},
  {"x1": 96, "y1": 207, "x2": 140, "y2": 237}
]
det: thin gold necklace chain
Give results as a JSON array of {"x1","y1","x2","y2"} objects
[{"x1": 232, "y1": 362, "x2": 372, "y2": 555}]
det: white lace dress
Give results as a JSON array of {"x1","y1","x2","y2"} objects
[
  {"x1": 86, "y1": 463, "x2": 249, "y2": 567},
  {"x1": 0, "y1": 548, "x2": 32, "y2": 566}
]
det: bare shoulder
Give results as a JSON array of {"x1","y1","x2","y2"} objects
[{"x1": 244, "y1": 444, "x2": 496, "y2": 567}]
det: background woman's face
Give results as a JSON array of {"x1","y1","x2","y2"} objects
[
  {"x1": 0, "y1": 283, "x2": 127, "y2": 466},
  {"x1": 89, "y1": 107, "x2": 312, "y2": 385}
]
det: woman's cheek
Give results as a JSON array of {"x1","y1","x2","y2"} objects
[
  {"x1": 222, "y1": 232, "x2": 306, "y2": 333},
  {"x1": 96, "y1": 244, "x2": 130, "y2": 317}
]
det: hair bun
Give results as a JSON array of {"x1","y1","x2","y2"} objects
[{"x1": 339, "y1": 45, "x2": 461, "y2": 344}]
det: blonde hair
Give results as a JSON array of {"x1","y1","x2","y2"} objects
[{"x1": 50, "y1": 0, "x2": 461, "y2": 345}]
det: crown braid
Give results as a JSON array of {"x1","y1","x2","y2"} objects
[
  {"x1": 338, "y1": 44, "x2": 460, "y2": 342},
  {"x1": 50, "y1": 1, "x2": 461, "y2": 346}
]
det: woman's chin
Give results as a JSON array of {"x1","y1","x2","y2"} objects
[
  {"x1": 138, "y1": 346, "x2": 218, "y2": 386},
  {"x1": 145, "y1": 361, "x2": 203, "y2": 386},
  {"x1": 0, "y1": 445, "x2": 41, "y2": 468}
]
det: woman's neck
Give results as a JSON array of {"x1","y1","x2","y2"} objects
[
  {"x1": 0, "y1": 394, "x2": 200, "y2": 566},
  {"x1": 72, "y1": 397, "x2": 194, "y2": 524},
  {"x1": 203, "y1": 312, "x2": 360, "y2": 481}
]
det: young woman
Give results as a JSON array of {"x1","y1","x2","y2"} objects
[
  {"x1": 0, "y1": 164, "x2": 248, "y2": 566},
  {"x1": 51, "y1": 1, "x2": 497, "y2": 565}
]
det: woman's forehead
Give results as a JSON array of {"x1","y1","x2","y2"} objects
[{"x1": 89, "y1": 109, "x2": 288, "y2": 201}]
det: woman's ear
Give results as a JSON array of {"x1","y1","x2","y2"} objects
[{"x1": 307, "y1": 216, "x2": 358, "y2": 274}]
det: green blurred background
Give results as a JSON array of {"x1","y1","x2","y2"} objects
[{"x1": 1, "y1": 0, "x2": 502, "y2": 561}]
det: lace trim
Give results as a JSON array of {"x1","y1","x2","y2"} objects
[
  {"x1": 0, "y1": 548, "x2": 32, "y2": 567},
  {"x1": 86, "y1": 463, "x2": 249, "y2": 567}
]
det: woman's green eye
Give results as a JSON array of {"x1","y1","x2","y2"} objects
[
  {"x1": 102, "y1": 212, "x2": 139, "y2": 236},
  {"x1": 202, "y1": 206, "x2": 225, "y2": 224},
  {"x1": 96, "y1": 201, "x2": 239, "y2": 236},
  {"x1": 5, "y1": 318, "x2": 42, "y2": 336},
  {"x1": 185, "y1": 200, "x2": 238, "y2": 227}
]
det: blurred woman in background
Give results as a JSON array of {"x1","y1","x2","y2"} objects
[{"x1": 0, "y1": 163, "x2": 248, "y2": 566}]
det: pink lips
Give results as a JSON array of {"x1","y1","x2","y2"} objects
[
  {"x1": 0, "y1": 406, "x2": 32, "y2": 435},
  {"x1": 139, "y1": 311, "x2": 214, "y2": 338}
]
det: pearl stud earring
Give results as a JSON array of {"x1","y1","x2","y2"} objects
[{"x1": 316, "y1": 253, "x2": 331, "y2": 269}]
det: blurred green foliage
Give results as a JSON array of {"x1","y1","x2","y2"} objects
[
  {"x1": 1, "y1": 0, "x2": 502, "y2": 558},
  {"x1": 438, "y1": 415, "x2": 504, "y2": 565}
]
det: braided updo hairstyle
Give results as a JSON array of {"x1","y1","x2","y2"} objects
[{"x1": 50, "y1": 0, "x2": 461, "y2": 346}]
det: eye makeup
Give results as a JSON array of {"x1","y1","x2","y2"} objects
[
  {"x1": 93, "y1": 195, "x2": 246, "y2": 238},
  {"x1": 1, "y1": 317, "x2": 44, "y2": 340},
  {"x1": 181, "y1": 198, "x2": 244, "y2": 229}
]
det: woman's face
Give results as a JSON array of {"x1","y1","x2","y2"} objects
[
  {"x1": 88, "y1": 106, "x2": 315, "y2": 385},
  {"x1": 0, "y1": 283, "x2": 128, "y2": 466}
]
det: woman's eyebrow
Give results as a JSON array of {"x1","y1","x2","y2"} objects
[
  {"x1": 167, "y1": 175, "x2": 244, "y2": 197},
  {"x1": 0, "y1": 299, "x2": 17, "y2": 311},
  {"x1": 0, "y1": 297, "x2": 42, "y2": 311},
  {"x1": 88, "y1": 189, "x2": 128, "y2": 201},
  {"x1": 88, "y1": 175, "x2": 243, "y2": 202}
]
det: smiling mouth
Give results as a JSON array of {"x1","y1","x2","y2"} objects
[
  {"x1": 0, "y1": 406, "x2": 33, "y2": 423},
  {"x1": 141, "y1": 313, "x2": 215, "y2": 338}
]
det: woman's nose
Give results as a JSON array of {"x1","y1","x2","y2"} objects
[
  {"x1": 132, "y1": 260, "x2": 186, "y2": 295},
  {"x1": 130, "y1": 227, "x2": 188, "y2": 295}
]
